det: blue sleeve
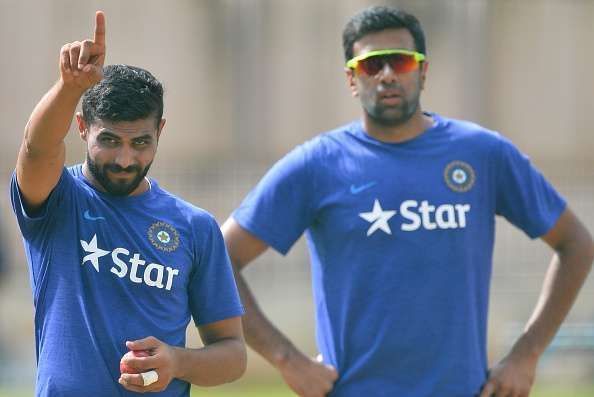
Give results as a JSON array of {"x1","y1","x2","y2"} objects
[
  {"x1": 494, "y1": 137, "x2": 566, "y2": 238},
  {"x1": 189, "y1": 215, "x2": 244, "y2": 326},
  {"x1": 10, "y1": 168, "x2": 74, "y2": 289},
  {"x1": 232, "y1": 144, "x2": 315, "y2": 255},
  {"x1": 10, "y1": 168, "x2": 72, "y2": 240}
]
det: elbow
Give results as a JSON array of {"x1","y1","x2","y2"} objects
[
  {"x1": 577, "y1": 229, "x2": 594, "y2": 273},
  {"x1": 585, "y1": 240, "x2": 594, "y2": 274},
  {"x1": 226, "y1": 338, "x2": 248, "y2": 383}
]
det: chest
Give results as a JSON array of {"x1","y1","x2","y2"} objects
[
  {"x1": 52, "y1": 196, "x2": 195, "y2": 297},
  {"x1": 312, "y1": 150, "x2": 494, "y2": 239}
]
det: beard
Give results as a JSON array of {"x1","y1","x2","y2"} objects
[
  {"x1": 86, "y1": 153, "x2": 152, "y2": 196},
  {"x1": 363, "y1": 82, "x2": 422, "y2": 127}
]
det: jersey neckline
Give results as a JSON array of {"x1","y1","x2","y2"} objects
[{"x1": 348, "y1": 111, "x2": 446, "y2": 148}]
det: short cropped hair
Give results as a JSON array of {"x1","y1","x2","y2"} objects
[
  {"x1": 342, "y1": 6, "x2": 426, "y2": 61},
  {"x1": 82, "y1": 64, "x2": 164, "y2": 126}
]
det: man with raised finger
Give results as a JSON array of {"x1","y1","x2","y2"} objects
[{"x1": 11, "y1": 11, "x2": 246, "y2": 396}]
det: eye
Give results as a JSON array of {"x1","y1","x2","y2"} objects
[
  {"x1": 99, "y1": 137, "x2": 118, "y2": 146},
  {"x1": 133, "y1": 139, "x2": 151, "y2": 147}
]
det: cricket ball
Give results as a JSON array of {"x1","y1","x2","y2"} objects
[{"x1": 119, "y1": 349, "x2": 150, "y2": 374}]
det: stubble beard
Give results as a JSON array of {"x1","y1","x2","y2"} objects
[{"x1": 367, "y1": 98, "x2": 418, "y2": 127}]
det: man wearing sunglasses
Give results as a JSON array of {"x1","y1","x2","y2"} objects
[{"x1": 223, "y1": 5, "x2": 593, "y2": 397}]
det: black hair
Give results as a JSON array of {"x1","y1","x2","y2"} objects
[
  {"x1": 82, "y1": 64, "x2": 164, "y2": 126},
  {"x1": 342, "y1": 5, "x2": 426, "y2": 61}
]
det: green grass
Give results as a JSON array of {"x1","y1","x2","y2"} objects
[
  {"x1": 192, "y1": 381, "x2": 292, "y2": 396},
  {"x1": 192, "y1": 382, "x2": 594, "y2": 396},
  {"x1": 3, "y1": 383, "x2": 593, "y2": 396}
]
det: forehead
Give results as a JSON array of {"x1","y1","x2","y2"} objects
[
  {"x1": 89, "y1": 118, "x2": 158, "y2": 137},
  {"x1": 352, "y1": 28, "x2": 416, "y2": 57}
]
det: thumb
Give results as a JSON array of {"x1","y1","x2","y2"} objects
[
  {"x1": 479, "y1": 380, "x2": 495, "y2": 397},
  {"x1": 82, "y1": 63, "x2": 103, "y2": 85},
  {"x1": 325, "y1": 364, "x2": 339, "y2": 380},
  {"x1": 126, "y1": 336, "x2": 158, "y2": 351}
]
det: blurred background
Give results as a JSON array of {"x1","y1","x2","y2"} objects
[{"x1": 0, "y1": 0, "x2": 593, "y2": 395}]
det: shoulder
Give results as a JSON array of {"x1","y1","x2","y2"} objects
[
  {"x1": 440, "y1": 115, "x2": 501, "y2": 141},
  {"x1": 152, "y1": 186, "x2": 219, "y2": 230},
  {"x1": 63, "y1": 163, "x2": 94, "y2": 192},
  {"x1": 296, "y1": 121, "x2": 360, "y2": 160},
  {"x1": 435, "y1": 114, "x2": 514, "y2": 153}
]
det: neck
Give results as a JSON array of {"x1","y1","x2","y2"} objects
[{"x1": 363, "y1": 108, "x2": 434, "y2": 143}]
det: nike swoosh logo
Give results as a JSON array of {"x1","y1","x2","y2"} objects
[
  {"x1": 84, "y1": 210, "x2": 106, "y2": 221},
  {"x1": 350, "y1": 181, "x2": 377, "y2": 194}
]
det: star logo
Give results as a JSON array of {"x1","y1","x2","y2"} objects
[
  {"x1": 359, "y1": 199, "x2": 397, "y2": 236},
  {"x1": 80, "y1": 234, "x2": 110, "y2": 272},
  {"x1": 157, "y1": 231, "x2": 171, "y2": 244}
]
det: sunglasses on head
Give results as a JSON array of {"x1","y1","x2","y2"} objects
[{"x1": 346, "y1": 49, "x2": 425, "y2": 76}]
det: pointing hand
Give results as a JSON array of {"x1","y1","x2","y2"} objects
[{"x1": 59, "y1": 11, "x2": 106, "y2": 90}]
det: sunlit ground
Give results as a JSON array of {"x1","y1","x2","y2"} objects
[
  {"x1": 193, "y1": 381, "x2": 594, "y2": 397},
  {"x1": 2, "y1": 381, "x2": 593, "y2": 396}
]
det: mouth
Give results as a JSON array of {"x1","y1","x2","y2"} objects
[
  {"x1": 378, "y1": 88, "x2": 403, "y2": 104},
  {"x1": 107, "y1": 171, "x2": 139, "y2": 183},
  {"x1": 379, "y1": 94, "x2": 402, "y2": 105}
]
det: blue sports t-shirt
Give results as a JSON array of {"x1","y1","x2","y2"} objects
[
  {"x1": 233, "y1": 113, "x2": 566, "y2": 397},
  {"x1": 11, "y1": 165, "x2": 244, "y2": 397}
]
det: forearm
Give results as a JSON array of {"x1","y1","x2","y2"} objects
[
  {"x1": 173, "y1": 337, "x2": 246, "y2": 386},
  {"x1": 23, "y1": 79, "x2": 84, "y2": 156},
  {"x1": 235, "y1": 270, "x2": 301, "y2": 369},
  {"x1": 514, "y1": 242, "x2": 593, "y2": 357}
]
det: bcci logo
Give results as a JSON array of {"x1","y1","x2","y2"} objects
[
  {"x1": 444, "y1": 161, "x2": 475, "y2": 193},
  {"x1": 148, "y1": 221, "x2": 180, "y2": 252}
]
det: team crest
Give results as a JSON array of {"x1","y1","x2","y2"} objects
[
  {"x1": 444, "y1": 161, "x2": 475, "y2": 192},
  {"x1": 148, "y1": 221, "x2": 180, "y2": 252}
]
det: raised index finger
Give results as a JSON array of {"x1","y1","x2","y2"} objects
[{"x1": 94, "y1": 11, "x2": 106, "y2": 46}]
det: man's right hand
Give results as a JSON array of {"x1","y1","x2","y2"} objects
[
  {"x1": 17, "y1": 10, "x2": 107, "y2": 211},
  {"x1": 59, "y1": 11, "x2": 106, "y2": 91},
  {"x1": 278, "y1": 350, "x2": 338, "y2": 397}
]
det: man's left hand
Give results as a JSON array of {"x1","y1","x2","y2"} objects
[{"x1": 479, "y1": 350, "x2": 538, "y2": 397}]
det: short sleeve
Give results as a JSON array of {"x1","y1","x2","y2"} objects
[
  {"x1": 494, "y1": 137, "x2": 566, "y2": 238},
  {"x1": 232, "y1": 144, "x2": 315, "y2": 254},
  {"x1": 10, "y1": 168, "x2": 72, "y2": 240},
  {"x1": 188, "y1": 215, "x2": 244, "y2": 326}
]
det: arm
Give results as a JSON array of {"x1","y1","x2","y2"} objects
[
  {"x1": 480, "y1": 208, "x2": 593, "y2": 397},
  {"x1": 222, "y1": 218, "x2": 338, "y2": 397},
  {"x1": 16, "y1": 11, "x2": 106, "y2": 211},
  {"x1": 118, "y1": 317, "x2": 246, "y2": 392}
]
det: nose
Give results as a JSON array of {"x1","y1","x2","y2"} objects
[
  {"x1": 114, "y1": 146, "x2": 136, "y2": 170},
  {"x1": 377, "y1": 62, "x2": 399, "y2": 84}
]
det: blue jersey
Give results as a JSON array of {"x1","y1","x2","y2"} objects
[
  {"x1": 11, "y1": 165, "x2": 244, "y2": 397},
  {"x1": 232, "y1": 113, "x2": 566, "y2": 397}
]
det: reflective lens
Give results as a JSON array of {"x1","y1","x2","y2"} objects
[{"x1": 347, "y1": 49, "x2": 425, "y2": 76}]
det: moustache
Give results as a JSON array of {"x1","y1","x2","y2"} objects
[{"x1": 104, "y1": 164, "x2": 141, "y2": 174}]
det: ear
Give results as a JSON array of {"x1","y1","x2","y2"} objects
[
  {"x1": 419, "y1": 61, "x2": 429, "y2": 90},
  {"x1": 156, "y1": 118, "x2": 166, "y2": 140},
  {"x1": 76, "y1": 113, "x2": 88, "y2": 141},
  {"x1": 345, "y1": 67, "x2": 359, "y2": 97}
]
